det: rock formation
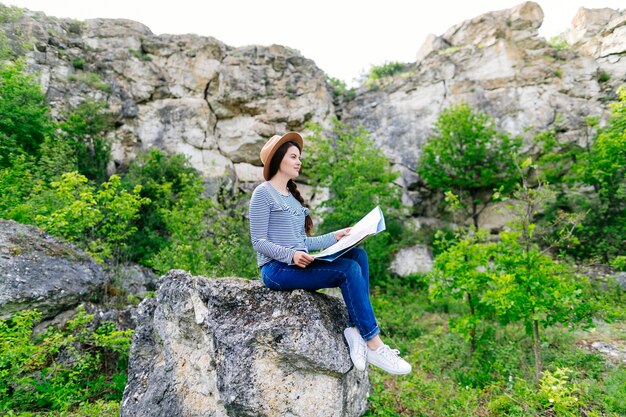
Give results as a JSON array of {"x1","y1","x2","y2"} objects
[
  {"x1": 121, "y1": 269, "x2": 369, "y2": 417},
  {"x1": 6, "y1": 9, "x2": 334, "y2": 186},
  {"x1": 341, "y1": 1, "x2": 626, "y2": 212},
  {"x1": 4, "y1": 2, "x2": 626, "y2": 210},
  {"x1": 0, "y1": 219, "x2": 104, "y2": 319}
]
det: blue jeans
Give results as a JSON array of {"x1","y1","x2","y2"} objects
[{"x1": 260, "y1": 247, "x2": 380, "y2": 341}]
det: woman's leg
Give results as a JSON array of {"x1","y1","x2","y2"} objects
[{"x1": 261, "y1": 257, "x2": 380, "y2": 341}]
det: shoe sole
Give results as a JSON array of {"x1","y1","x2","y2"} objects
[{"x1": 367, "y1": 356, "x2": 412, "y2": 375}]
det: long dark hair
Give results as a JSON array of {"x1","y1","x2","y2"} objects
[{"x1": 268, "y1": 141, "x2": 313, "y2": 235}]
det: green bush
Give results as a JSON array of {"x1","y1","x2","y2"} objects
[
  {"x1": 417, "y1": 102, "x2": 522, "y2": 228},
  {"x1": 119, "y1": 148, "x2": 207, "y2": 265},
  {"x1": 0, "y1": 307, "x2": 132, "y2": 413},
  {"x1": 58, "y1": 100, "x2": 115, "y2": 184},
  {"x1": 549, "y1": 35, "x2": 569, "y2": 51},
  {"x1": 326, "y1": 76, "x2": 355, "y2": 100},
  {"x1": 148, "y1": 172, "x2": 257, "y2": 278},
  {"x1": 366, "y1": 61, "x2": 406, "y2": 86},
  {"x1": 27, "y1": 172, "x2": 150, "y2": 263},
  {"x1": 304, "y1": 119, "x2": 408, "y2": 281},
  {"x1": 67, "y1": 72, "x2": 110, "y2": 92},
  {"x1": 0, "y1": 60, "x2": 54, "y2": 167}
]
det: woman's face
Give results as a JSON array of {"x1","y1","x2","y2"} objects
[{"x1": 279, "y1": 145, "x2": 301, "y2": 179}]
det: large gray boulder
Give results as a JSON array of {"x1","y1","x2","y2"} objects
[
  {"x1": 0, "y1": 219, "x2": 104, "y2": 319},
  {"x1": 121, "y1": 270, "x2": 370, "y2": 417}
]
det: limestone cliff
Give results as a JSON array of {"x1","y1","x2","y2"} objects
[
  {"x1": 3, "y1": 1, "x2": 626, "y2": 218},
  {"x1": 6, "y1": 8, "x2": 334, "y2": 185}
]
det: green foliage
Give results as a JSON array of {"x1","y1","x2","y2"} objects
[
  {"x1": 417, "y1": 102, "x2": 522, "y2": 228},
  {"x1": 429, "y1": 229, "x2": 494, "y2": 354},
  {"x1": 598, "y1": 70, "x2": 610, "y2": 83},
  {"x1": 71, "y1": 58, "x2": 84, "y2": 70},
  {"x1": 67, "y1": 72, "x2": 110, "y2": 92},
  {"x1": 326, "y1": 76, "x2": 355, "y2": 100},
  {"x1": 575, "y1": 87, "x2": 626, "y2": 262},
  {"x1": 27, "y1": 172, "x2": 150, "y2": 262},
  {"x1": 536, "y1": 368, "x2": 582, "y2": 416},
  {"x1": 549, "y1": 34, "x2": 569, "y2": 51},
  {"x1": 0, "y1": 60, "x2": 54, "y2": 167},
  {"x1": 148, "y1": 172, "x2": 257, "y2": 278},
  {"x1": 129, "y1": 49, "x2": 152, "y2": 61},
  {"x1": 304, "y1": 119, "x2": 407, "y2": 281},
  {"x1": 367, "y1": 61, "x2": 405, "y2": 86},
  {"x1": 0, "y1": 307, "x2": 132, "y2": 413},
  {"x1": 366, "y1": 280, "x2": 624, "y2": 416},
  {"x1": 119, "y1": 148, "x2": 204, "y2": 264},
  {"x1": 58, "y1": 100, "x2": 114, "y2": 184}
]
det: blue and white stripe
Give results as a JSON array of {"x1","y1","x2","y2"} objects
[{"x1": 249, "y1": 182, "x2": 337, "y2": 267}]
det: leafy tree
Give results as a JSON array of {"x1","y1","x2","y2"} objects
[
  {"x1": 304, "y1": 119, "x2": 406, "y2": 280},
  {"x1": 574, "y1": 87, "x2": 626, "y2": 262},
  {"x1": 417, "y1": 102, "x2": 522, "y2": 228},
  {"x1": 119, "y1": 148, "x2": 200, "y2": 264},
  {"x1": 483, "y1": 161, "x2": 593, "y2": 383},
  {"x1": 0, "y1": 60, "x2": 54, "y2": 167},
  {"x1": 430, "y1": 229, "x2": 494, "y2": 356},
  {"x1": 58, "y1": 99, "x2": 115, "y2": 184},
  {"x1": 28, "y1": 172, "x2": 150, "y2": 263}
]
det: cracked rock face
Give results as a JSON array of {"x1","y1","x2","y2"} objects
[
  {"x1": 5, "y1": 2, "x2": 626, "y2": 207},
  {"x1": 341, "y1": 1, "x2": 626, "y2": 204},
  {"x1": 8, "y1": 10, "x2": 334, "y2": 185},
  {"x1": 0, "y1": 219, "x2": 104, "y2": 320},
  {"x1": 121, "y1": 270, "x2": 369, "y2": 417}
]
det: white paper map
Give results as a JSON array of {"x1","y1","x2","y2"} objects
[{"x1": 312, "y1": 206, "x2": 386, "y2": 261}]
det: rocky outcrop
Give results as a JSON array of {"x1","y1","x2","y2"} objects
[
  {"x1": 565, "y1": 6, "x2": 626, "y2": 84},
  {"x1": 6, "y1": 9, "x2": 334, "y2": 187},
  {"x1": 0, "y1": 219, "x2": 104, "y2": 319},
  {"x1": 4, "y1": 2, "x2": 626, "y2": 214},
  {"x1": 341, "y1": 1, "x2": 626, "y2": 212},
  {"x1": 390, "y1": 245, "x2": 434, "y2": 276},
  {"x1": 121, "y1": 270, "x2": 369, "y2": 417}
]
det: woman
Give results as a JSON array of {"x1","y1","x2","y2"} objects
[{"x1": 249, "y1": 131, "x2": 411, "y2": 375}]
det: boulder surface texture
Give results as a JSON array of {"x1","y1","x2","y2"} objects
[
  {"x1": 121, "y1": 269, "x2": 370, "y2": 417},
  {"x1": 0, "y1": 219, "x2": 104, "y2": 319}
]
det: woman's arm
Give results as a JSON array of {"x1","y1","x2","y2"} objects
[{"x1": 249, "y1": 188, "x2": 296, "y2": 264}]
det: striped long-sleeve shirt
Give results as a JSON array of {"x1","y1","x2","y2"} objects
[{"x1": 249, "y1": 182, "x2": 337, "y2": 267}]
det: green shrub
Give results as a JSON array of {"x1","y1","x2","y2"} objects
[
  {"x1": 367, "y1": 61, "x2": 405, "y2": 83},
  {"x1": 304, "y1": 119, "x2": 408, "y2": 281},
  {"x1": 598, "y1": 71, "x2": 610, "y2": 83},
  {"x1": 549, "y1": 35, "x2": 569, "y2": 51},
  {"x1": 71, "y1": 58, "x2": 84, "y2": 70},
  {"x1": 129, "y1": 49, "x2": 152, "y2": 61},
  {"x1": 0, "y1": 307, "x2": 132, "y2": 413},
  {"x1": 326, "y1": 76, "x2": 355, "y2": 100},
  {"x1": 67, "y1": 72, "x2": 111, "y2": 92},
  {"x1": 148, "y1": 173, "x2": 257, "y2": 278},
  {"x1": 119, "y1": 148, "x2": 203, "y2": 265},
  {"x1": 417, "y1": 102, "x2": 522, "y2": 228},
  {"x1": 58, "y1": 100, "x2": 115, "y2": 184},
  {"x1": 0, "y1": 60, "x2": 54, "y2": 167},
  {"x1": 29, "y1": 172, "x2": 150, "y2": 263}
]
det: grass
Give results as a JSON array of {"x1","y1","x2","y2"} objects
[
  {"x1": 364, "y1": 278, "x2": 626, "y2": 416},
  {"x1": 67, "y1": 72, "x2": 111, "y2": 93}
]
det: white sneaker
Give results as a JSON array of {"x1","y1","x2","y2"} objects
[
  {"x1": 367, "y1": 345, "x2": 412, "y2": 375},
  {"x1": 343, "y1": 327, "x2": 367, "y2": 371}
]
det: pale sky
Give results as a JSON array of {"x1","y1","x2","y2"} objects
[{"x1": 6, "y1": 0, "x2": 625, "y2": 85}]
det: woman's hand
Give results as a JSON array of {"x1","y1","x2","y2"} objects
[
  {"x1": 293, "y1": 251, "x2": 315, "y2": 268},
  {"x1": 334, "y1": 227, "x2": 351, "y2": 241}
]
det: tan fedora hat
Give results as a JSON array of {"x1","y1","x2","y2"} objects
[{"x1": 260, "y1": 132, "x2": 303, "y2": 180}]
